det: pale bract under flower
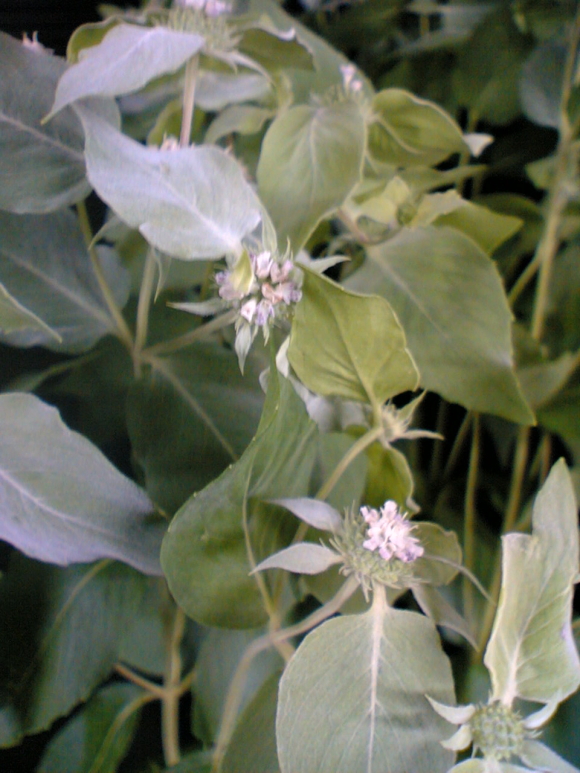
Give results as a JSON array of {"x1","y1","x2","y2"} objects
[{"x1": 361, "y1": 501, "x2": 424, "y2": 562}]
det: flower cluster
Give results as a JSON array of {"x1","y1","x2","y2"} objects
[
  {"x1": 176, "y1": 0, "x2": 232, "y2": 16},
  {"x1": 361, "y1": 501, "x2": 424, "y2": 563}
]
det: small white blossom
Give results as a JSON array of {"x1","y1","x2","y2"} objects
[
  {"x1": 340, "y1": 63, "x2": 363, "y2": 93},
  {"x1": 361, "y1": 501, "x2": 424, "y2": 563},
  {"x1": 253, "y1": 251, "x2": 274, "y2": 279},
  {"x1": 177, "y1": 0, "x2": 232, "y2": 15},
  {"x1": 22, "y1": 31, "x2": 52, "y2": 54}
]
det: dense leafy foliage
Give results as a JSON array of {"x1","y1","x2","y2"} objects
[{"x1": 1, "y1": 1, "x2": 580, "y2": 771}]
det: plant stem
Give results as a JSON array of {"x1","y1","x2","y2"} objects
[
  {"x1": 134, "y1": 249, "x2": 158, "y2": 371},
  {"x1": 463, "y1": 413, "x2": 479, "y2": 623},
  {"x1": 76, "y1": 201, "x2": 134, "y2": 351},
  {"x1": 211, "y1": 576, "x2": 358, "y2": 773},
  {"x1": 142, "y1": 309, "x2": 237, "y2": 358},
  {"x1": 115, "y1": 663, "x2": 166, "y2": 699},
  {"x1": 180, "y1": 55, "x2": 199, "y2": 147},
  {"x1": 162, "y1": 606, "x2": 186, "y2": 768},
  {"x1": 317, "y1": 425, "x2": 384, "y2": 502}
]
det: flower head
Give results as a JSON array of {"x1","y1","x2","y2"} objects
[{"x1": 361, "y1": 501, "x2": 424, "y2": 562}]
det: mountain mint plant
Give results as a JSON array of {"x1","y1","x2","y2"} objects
[{"x1": 0, "y1": 1, "x2": 579, "y2": 772}]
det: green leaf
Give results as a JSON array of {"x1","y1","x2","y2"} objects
[
  {"x1": 518, "y1": 351, "x2": 579, "y2": 410},
  {"x1": 193, "y1": 628, "x2": 282, "y2": 746},
  {"x1": 205, "y1": 104, "x2": 275, "y2": 145},
  {"x1": 237, "y1": 20, "x2": 314, "y2": 73},
  {"x1": 254, "y1": 543, "x2": 342, "y2": 574},
  {"x1": 411, "y1": 522, "x2": 463, "y2": 586},
  {"x1": 413, "y1": 585, "x2": 476, "y2": 648},
  {"x1": 368, "y1": 88, "x2": 468, "y2": 167},
  {"x1": 520, "y1": 41, "x2": 566, "y2": 130},
  {"x1": 36, "y1": 682, "x2": 142, "y2": 773},
  {"x1": 117, "y1": 577, "x2": 169, "y2": 676},
  {"x1": 0, "y1": 556, "x2": 148, "y2": 746},
  {"x1": 520, "y1": 739, "x2": 580, "y2": 773},
  {"x1": 257, "y1": 100, "x2": 366, "y2": 251},
  {"x1": 0, "y1": 31, "x2": 90, "y2": 213},
  {"x1": 222, "y1": 670, "x2": 282, "y2": 773},
  {"x1": 0, "y1": 209, "x2": 130, "y2": 353},
  {"x1": 0, "y1": 393, "x2": 164, "y2": 575},
  {"x1": 76, "y1": 105, "x2": 263, "y2": 260},
  {"x1": 485, "y1": 460, "x2": 580, "y2": 705},
  {"x1": 276, "y1": 592, "x2": 455, "y2": 773},
  {"x1": 453, "y1": 9, "x2": 531, "y2": 125},
  {"x1": 364, "y1": 442, "x2": 415, "y2": 511},
  {"x1": 346, "y1": 226, "x2": 534, "y2": 424},
  {"x1": 0, "y1": 281, "x2": 60, "y2": 341},
  {"x1": 435, "y1": 200, "x2": 523, "y2": 255},
  {"x1": 161, "y1": 372, "x2": 318, "y2": 628},
  {"x1": 49, "y1": 24, "x2": 204, "y2": 117},
  {"x1": 127, "y1": 343, "x2": 265, "y2": 514},
  {"x1": 288, "y1": 270, "x2": 419, "y2": 407},
  {"x1": 196, "y1": 71, "x2": 271, "y2": 112}
]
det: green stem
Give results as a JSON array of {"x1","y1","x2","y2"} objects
[
  {"x1": 134, "y1": 249, "x2": 158, "y2": 367},
  {"x1": 142, "y1": 309, "x2": 237, "y2": 359},
  {"x1": 115, "y1": 663, "x2": 166, "y2": 699},
  {"x1": 211, "y1": 576, "x2": 359, "y2": 773},
  {"x1": 317, "y1": 425, "x2": 384, "y2": 502},
  {"x1": 180, "y1": 55, "x2": 199, "y2": 147},
  {"x1": 463, "y1": 413, "x2": 480, "y2": 623},
  {"x1": 76, "y1": 201, "x2": 134, "y2": 351},
  {"x1": 162, "y1": 606, "x2": 186, "y2": 768}
]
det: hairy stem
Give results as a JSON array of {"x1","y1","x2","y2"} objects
[
  {"x1": 162, "y1": 606, "x2": 186, "y2": 768},
  {"x1": 76, "y1": 201, "x2": 133, "y2": 351},
  {"x1": 142, "y1": 309, "x2": 237, "y2": 358},
  {"x1": 134, "y1": 249, "x2": 158, "y2": 371},
  {"x1": 463, "y1": 413, "x2": 480, "y2": 622},
  {"x1": 180, "y1": 55, "x2": 199, "y2": 147}
]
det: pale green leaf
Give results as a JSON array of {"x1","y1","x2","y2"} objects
[
  {"x1": 0, "y1": 281, "x2": 60, "y2": 341},
  {"x1": 0, "y1": 393, "x2": 164, "y2": 575},
  {"x1": 257, "y1": 100, "x2": 366, "y2": 251},
  {"x1": 269, "y1": 497, "x2": 342, "y2": 533},
  {"x1": 435, "y1": 200, "x2": 523, "y2": 255},
  {"x1": 485, "y1": 460, "x2": 580, "y2": 705},
  {"x1": 161, "y1": 372, "x2": 318, "y2": 628},
  {"x1": 222, "y1": 670, "x2": 281, "y2": 773},
  {"x1": 410, "y1": 522, "x2": 463, "y2": 586},
  {"x1": 288, "y1": 270, "x2": 419, "y2": 407},
  {"x1": 521, "y1": 740, "x2": 580, "y2": 773},
  {"x1": 368, "y1": 88, "x2": 467, "y2": 167},
  {"x1": 346, "y1": 226, "x2": 534, "y2": 424},
  {"x1": 0, "y1": 209, "x2": 129, "y2": 353},
  {"x1": 236, "y1": 18, "x2": 314, "y2": 73},
  {"x1": 37, "y1": 683, "x2": 142, "y2": 773},
  {"x1": 520, "y1": 41, "x2": 566, "y2": 130},
  {"x1": 518, "y1": 352, "x2": 579, "y2": 410},
  {"x1": 0, "y1": 31, "x2": 90, "y2": 213},
  {"x1": 196, "y1": 71, "x2": 271, "y2": 112},
  {"x1": 0, "y1": 556, "x2": 148, "y2": 746},
  {"x1": 276, "y1": 593, "x2": 455, "y2": 773},
  {"x1": 76, "y1": 106, "x2": 262, "y2": 260},
  {"x1": 49, "y1": 24, "x2": 204, "y2": 117},
  {"x1": 414, "y1": 585, "x2": 477, "y2": 647},
  {"x1": 254, "y1": 543, "x2": 342, "y2": 574},
  {"x1": 205, "y1": 104, "x2": 274, "y2": 145}
]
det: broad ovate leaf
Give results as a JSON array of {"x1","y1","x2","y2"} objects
[
  {"x1": 368, "y1": 88, "x2": 468, "y2": 167},
  {"x1": 161, "y1": 372, "x2": 318, "y2": 628},
  {"x1": 276, "y1": 590, "x2": 455, "y2": 773},
  {"x1": 0, "y1": 31, "x2": 89, "y2": 212},
  {"x1": 0, "y1": 209, "x2": 130, "y2": 353},
  {"x1": 257, "y1": 100, "x2": 366, "y2": 251},
  {"x1": 49, "y1": 24, "x2": 204, "y2": 117},
  {"x1": 485, "y1": 460, "x2": 580, "y2": 705},
  {"x1": 520, "y1": 739, "x2": 580, "y2": 773},
  {"x1": 288, "y1": 270, "x2": 419, "y2": 407},
  {"x1": 253, "y1": 543, "x2": 342, "y2": 574},
  {"x1": 346, "y1": 226, "x2": 534, "y2": 424},
  {"x1": 0, "y1": 393, "x2": 164, "y2": 575},
  {"x1": 76, "y1": 106, "x2": 262, "y2": 260}
]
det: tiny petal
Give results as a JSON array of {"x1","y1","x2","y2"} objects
[
  {"x1": 240, "y1": 298, "x2": 257, "y2": 322},
  {"x1": 270, "y1": 260, "x2": 293, "y2": 283},
  {"x1": 426, "y1": 696, "x2": 477, "y2": 725},
  {"x1": 441, "y1": 724, "x2": 474, "y2": 752},
  {"x1": 254, "y1": 299, "x2": 275, "y2": 327},
  {"x1": 253, "y1": 251, "x2": 273, "y2": 279}
]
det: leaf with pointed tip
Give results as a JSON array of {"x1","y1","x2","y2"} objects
[
  {"x1": 0, "y1": 209, "x2": 130, "y2": 353},
  {"x1": 49, "y1": 24, "x2": 204, "y2": 117},
  {"x1": 161, "y1": 372, "x2": 318, "y2": 628},
  {"x1": 269, "y1": 497, "x2": 342, "y2": 533},
  {"x1": 413, "y1": 585, "x2": 477, "y2": 648},
  {"x1": 346, "y1": 226, "x2": 534, "y2": 424},
  {"x1": 0, "y1": 281, "x2": 60, "y2": 341},
  {"x1": 257, "y1": 100, "x2": 366, "y2": 251},
  {"x1": 276, "y1": 594, "x2": 455, "y2": 773},
  {"x1": 76, "y1": 106, "x2": 262, "y2": 260},
  {"x1": 520, "y1": 739, "x2": 580, "y2": 773},
  {"x1": 289, "y1": 270, "x2": 419, "y2": 406},
  {"x1": 0, "y1": 556, "x2": 149, "y2": 746},
  {"x1": 0, "y1": 393, "x2": 164, "y2": 575},
  {"x1": 36, "y1": 683, "x2": 142, "y2": 773},
  {"x1": 254, "y1": 543, "x2": 341, "y2": 574},
  {"x1": 0, "y1": 31, "x2": 91, "y2": 213},
  {"x1": 485, "y1": 460, "x2": 580, "y2": 705}
]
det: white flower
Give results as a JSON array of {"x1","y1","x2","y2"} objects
[
  {"x1": 361, "y1": 501, "x2": 424, "y2": 563},
  {"x1": 252, "y1": 251, "x2": 274, "y2": 279},
  {"x1": 340, "y1": 63, "x2": 363, "y2": 93}
]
